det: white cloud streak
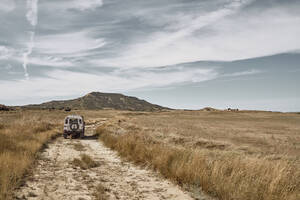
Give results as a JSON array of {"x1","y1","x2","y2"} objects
[
  {"x1": 22, "y1": 0, "x2": 39, "y2": 79},
  {"x1": 22, "y1": 32, "x2": 35, "y2": 79},
  {"x1": 15, "y1": 54, "x2": 74, "y2": 67},
  {"x1": 71, "y1": 0, "x2": 103, "y2": 11},
  {"x1": 222, "y1": 69, "x2": 262, "y2": 77},
  {"x1": 43, "y1": 0, "x2": 103, "y2": 12},
  {"x1": 26, "y1": 0, "x2": 39, "y2": 26},
  {"x1": 35, "y1": 31, "x2": 106, "y2": 55},
  {"x1": 0, "y1": 46, "x2": 12, "y2": 60},
  {"x1": 28, "y1": 56, "x2": 74, "y2": 67}
]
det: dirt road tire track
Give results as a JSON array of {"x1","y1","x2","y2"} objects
[{"x1": 16, "y1": 122, "x2": 195, "y2": 200}]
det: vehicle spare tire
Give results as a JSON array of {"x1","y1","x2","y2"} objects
[{"x1": 70, "y1": 123, "x2": 79, "y2": 131}]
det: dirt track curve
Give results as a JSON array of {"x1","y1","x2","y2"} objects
[{"x1": 15, "y1": 121, "x2": 202, "y2": 200}]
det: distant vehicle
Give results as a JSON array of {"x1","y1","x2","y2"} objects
[
  {"x1": 65, "y1": 107, "x2": 72, "y2": 112},
  {"x1": 63, "y1": 115, "x2": 85, "y2": 139}
]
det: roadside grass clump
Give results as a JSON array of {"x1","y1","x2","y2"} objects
[
  {"x1": 72, "y1": 158, "x2": 85, "y2": 169},
  {"x1": 97, "y1": 120, "x2": 300, "y2": 200},
  {"x1": 94, "y1": 184, "x2": 109, "y2": 200},
  {"x1": 71, "y1": 154, "x2": 99, "y2": 170},
  {"x1": 0, "y1": 111, "x2": 61, "y2": 200},
  {"x1": 71, "y1": 143, "x2": 86, "y2": 151}
]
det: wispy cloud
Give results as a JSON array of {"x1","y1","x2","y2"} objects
[
  {"x1": 21, "y1": 55, "x2": 74, "y2": 67},
  {"x1": 222, "y1": 69, "x2": 262, "y2": 77},
  {"x1": 90, "y1": 0, "x2": 255, "y2": 68},
  {"x1": 26, "y1": 0, "x2": 39, "y2": 26},
  {"x1": 34, "y1": 31, "x2": 106, "y2": 55},
  {"x1": 92, "y1": 0, "x2": 300, "y2": 68},
  {"x1": 0, "y1": 0, "x2": 15, "y2": 12},
  {"x1": 42, "y1": 0, "x2": 103, "y2": 12},
  {"x1": 23, "y1": 0, "x2": 39, "y2": 79},
  {"x1": 22, "y1": 32, "x2": 35, "y2": 79},
  {"x1": 70, "y1": 0, "x2": 103, "y2": 11},
  {"x1": 0, "y1": 66, "x2": 218, "y2": 104},
  {"x1": 0, "y1": 46, "x2": 12, "y2": 60}
]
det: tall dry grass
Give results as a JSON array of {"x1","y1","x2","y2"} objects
[
  {"x1": 0, "y1": 109, "x2": 121, "y2": 199},
  {"x1": 97, "y1": 111, "x2": 300, "y2": 200},
  {"x1": 0, "y1": 111, "x2": 61, "y2": 200},
  {"x1": 125, "y1": 111, "x2": 300, "y2": 158}
]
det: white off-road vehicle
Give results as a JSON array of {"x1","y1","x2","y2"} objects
[{"x1": 63, "y1": 115, "x2": 85, "y2": 139}]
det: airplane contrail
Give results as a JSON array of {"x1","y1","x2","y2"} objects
[{"x1": 23, "y1": 0, "x2": 39, "y2": 79}]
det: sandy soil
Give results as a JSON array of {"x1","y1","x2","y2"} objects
[{"x1": 15, "y1": 122, "x2": 200, "y2": 200}]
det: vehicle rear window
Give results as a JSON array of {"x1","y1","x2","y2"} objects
[
  {"x1": 69, "y1": 119, "x2": 78, "y2": 124},
  {"x1": 79, "y1": 119, "x2": 82, "y2": 124}
]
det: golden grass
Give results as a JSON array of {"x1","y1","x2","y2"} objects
[
  {"x1": 0, "y1": 111, "x2": 61, "y2": 200},
  {"x1": 0, "y1": 109, "x2": 127, "y2": 200},
  {"x1": 97, "y1": 110, "x2": 300, "y2": 200},
  {"x1": 2, "y1": 108, "x2": 299, "y2": 200}
]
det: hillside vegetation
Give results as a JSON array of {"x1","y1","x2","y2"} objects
[
  {"x1": 97, "y1": 110, "x2": 300, "y2": 200},
  {"x1": 21, "y1": 92, "x2": 167, "y2": 111}
]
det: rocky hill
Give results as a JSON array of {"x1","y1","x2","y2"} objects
[{"x1": 22, "y1": 92, "x2": 168, "y2": 111}]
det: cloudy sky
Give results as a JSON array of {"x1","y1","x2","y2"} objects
[{"x1": 0, "y1": 0, "x2": 300, "y2": 111}]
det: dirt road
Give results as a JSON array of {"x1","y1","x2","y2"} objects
[{"x1": 16, "y1": 122, "x2": 196, "y2": 200}]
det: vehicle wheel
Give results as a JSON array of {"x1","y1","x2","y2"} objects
[
  {"x1": 80, "y1": 132, "x2": 84, "y2": 139},
  {"x1": 63, "y1": 134, "x2": 67, "y2": 139}
]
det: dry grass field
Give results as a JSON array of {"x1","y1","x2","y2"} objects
[
  {"x1": 0, "y1": 110, "x2": 60, "y2": 199},
  {"x1": 0, "y1": 109, "x2": 119, "y2": 200},
  {"x1": 1, "y1": 109, "x2": 299, "y2": 200},
  {"x1": 97, "y1": 110, "x2": 300, "y2": 200}
]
